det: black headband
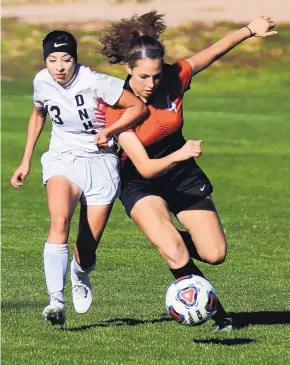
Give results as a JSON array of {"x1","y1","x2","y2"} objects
[
  {"x1": 43, "y1": 39, "x2": 77, "y2": 62},
  {"x1": 128, "y1": 49, "x2": 163, "y2": 61}
]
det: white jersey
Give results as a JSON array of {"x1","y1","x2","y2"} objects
[{"x1": 33, "y1": 64, "x2": 125, "y2": 157}]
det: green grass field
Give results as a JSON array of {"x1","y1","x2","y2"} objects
[{"x1": 2, "y1": 21, "x2": 290, "y2": 365}]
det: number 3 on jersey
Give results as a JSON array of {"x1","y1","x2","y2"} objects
[{"x1": 45, "y1": 105, "x2": 64, "y2": 125}]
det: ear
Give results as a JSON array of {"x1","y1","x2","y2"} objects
[{"x1": 125, "y1": 63, "x2": 133, "y2": 75}]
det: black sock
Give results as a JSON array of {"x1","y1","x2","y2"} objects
[
  {"x1": 169, "y1": 259, "x2": 228, "y2": 322},
  {"x1": 76, "y1": 238, "x2": 98, "y2": 270},
  {"x1": 77, "y1": 250, "x2": 97, "y2": 270},
  {"x1": 189, "y1": 264, "x2": 228, "y2": 322},
  {"x1": 169, "y1": 259, "x2": 197, "y2": 279}
]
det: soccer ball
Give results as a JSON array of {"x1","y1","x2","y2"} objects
[{"x1": 165, "y1": 275, "x2": 217, "y2": 325}]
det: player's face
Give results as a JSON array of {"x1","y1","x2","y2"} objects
[
  {"x1": 126, "y1": 58, "x2": 163, "y2": 102},
  {"x1": 46, "y1": 52, "x2": 76, "y2": 85}
]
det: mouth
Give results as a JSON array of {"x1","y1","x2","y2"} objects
[{"x1": 55, "y1": 74, "x2": 66, "y2": 79}]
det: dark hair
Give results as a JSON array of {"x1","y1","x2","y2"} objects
[
  {"x1": 43, "y1": 30, "x2": 78, "y2": 62},
  {"x1": 99, "y1": 10, "x2": 166, "y2": 68}
]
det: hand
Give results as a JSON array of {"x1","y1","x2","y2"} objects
[
  {"x1": 11, "y1": 160, "x2": 30, "y2": 188},
  {"x1": 94, "y1": 129, "x2": 110, "y2": 149},
  {"x1": 247, "y1": 16, "x2": 277, "y2": 38},
  {"x1": 174, "y1": 140, "x2": 203, "y2": 162}
]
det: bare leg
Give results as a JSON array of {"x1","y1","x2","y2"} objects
[{"x1": 130, "y1": 196, "x2": 190, "y2": 269}]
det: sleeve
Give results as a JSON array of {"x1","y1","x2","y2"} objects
[
  {"x1": 171, "y1": 60, "x2": 193, "y2": 94},
  {"x1": 91, "y1": 72, "x2": 125, "y2": 106},
  {"x1": 32, "y1": 77, "x2": 44, "y2": 109},
  {"x1": 105, "y1": 106, "x2": 134, "y2": 133}
]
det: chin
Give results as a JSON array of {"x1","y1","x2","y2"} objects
[{"x1": 55, "y1": 78, "x2": 67, "y2": 85}]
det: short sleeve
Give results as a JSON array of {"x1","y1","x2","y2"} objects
[
  {"x1": 91, "y1": 72, "x2": 125, "y2": 106},
  {"x1": 170, "y1": 60, "x2": 193, "y2": 94},
  {"x1": 33, "y1": 78, "x2": 44, "y2": 109},
  {"x1": 106, "y1": 106, "x2": 133, "y2": 133}
]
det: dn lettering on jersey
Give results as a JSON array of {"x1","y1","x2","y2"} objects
[{"x1": 75, "y1": 94, "x2": 96, "y2": 134}]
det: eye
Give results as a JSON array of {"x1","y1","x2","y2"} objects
[
  {"x1": 140, "y1": 75, "x2": 148, "y2": 79},
  {"x1": 48, "y1": 60, "x2": 56, "y2": 63},
  {"x1": 154, "y1": 73, "x2": 162, "y2": 81}
]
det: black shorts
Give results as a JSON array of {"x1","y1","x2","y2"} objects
[{"x1": 120, "y1": 159, "x2": 213, "y2": 217}]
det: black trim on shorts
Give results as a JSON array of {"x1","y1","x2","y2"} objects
[{"x1": 177, "y1": 195, "x2": 217, "y2": 214}]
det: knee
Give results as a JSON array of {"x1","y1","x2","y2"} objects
[
  {"x1": 202, "y1": 247, "x2": 227, "y2": 265},
  {"x1": 50, "y1": 216, "x2": 71, "y2": 234}
]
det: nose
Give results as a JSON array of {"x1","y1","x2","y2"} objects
[
  {"x1": 56, "y1": 62, "x2": 65, "y2": 72},
  {"x1": 147, "y1": 78, "x2": 154, "y2": 89}
]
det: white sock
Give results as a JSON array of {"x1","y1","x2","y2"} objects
[
  {"x1": 72, "y1": 255, "x2": 96, "y2": 278},
  {"x1": 43, "y1": 242, "x2": 68, "y2": 303}
]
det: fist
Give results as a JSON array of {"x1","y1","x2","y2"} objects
[
  {"x1": 11, "y1": 161, "x2": 30, "y2": 188},
  {"x1": 175, "y1": 140, "x2": 203, "y2": 162},
  {"x1": 94, "y1": 129, "x2": 109, "y2": 149}
]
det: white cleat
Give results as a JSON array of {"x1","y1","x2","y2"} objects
[
  {"x1": 71, "y1": 261, "x2": 92, "y2": 314},
  {"x1": 42, "y1": 296, "x2": 65, "y2": 326}
]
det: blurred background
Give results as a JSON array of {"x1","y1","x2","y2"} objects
[{"x1": 2, "y1": 0, "x2": 290, "y2": 80}]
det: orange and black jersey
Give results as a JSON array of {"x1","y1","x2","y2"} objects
[
  {"x1": 106, "y1": 60, "x2": 193, "y2": 162},
  {"x1": 106, "y1": 60, "x2": 214, "y2": 214}
]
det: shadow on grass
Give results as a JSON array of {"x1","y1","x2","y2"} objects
[
  {"x1": 1, "y1": 301, "x2": 44, "y2": 310},
  {"x1": 63, "y1": 311, "x2": 290, "y2": 332},
  {"x1": 62, "y1": 316, "x2": 172, "y2": 331},
  {"x1": 193, "y1": 338, "x2": 255, "y2": 346},
  {"x1": 231, "y1": 311, "x2": 290, "y2": 329}
]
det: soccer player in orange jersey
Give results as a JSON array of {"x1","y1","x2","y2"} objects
[{"x1": 101, "y1": 12, "x2": 277, "y2": 331}]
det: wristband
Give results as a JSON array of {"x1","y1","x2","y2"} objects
[{"x1": 245, "y1": 26, "x2": 254, "y2": 37}]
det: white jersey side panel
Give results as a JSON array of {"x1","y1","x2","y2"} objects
[{"x1": 33, "y1": 65, "x2": 124, "y2": 156}]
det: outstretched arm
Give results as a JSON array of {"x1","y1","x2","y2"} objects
[
  {"x1": 118, "y1": 132, "x2": 202, "y2": 179},
  {"x1": 11, "y1": 105, "x2": 46, "y2": 188},
  {"x1": 186, "y1": 16, "x2": 277, "y2": 76}
]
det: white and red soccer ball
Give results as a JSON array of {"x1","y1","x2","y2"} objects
[{"x1": 166, "y1": 275, "x2": 217, "y2": 325}]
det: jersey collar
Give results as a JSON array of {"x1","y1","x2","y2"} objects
[{"x1": 61, "y1": 63, "x2": 81, "y2": 89}]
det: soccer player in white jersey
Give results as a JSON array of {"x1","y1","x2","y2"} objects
[{"x1": 10, "y1": 30, "x2": 148, "y2": 325}]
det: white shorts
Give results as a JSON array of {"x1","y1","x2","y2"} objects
[{"x1": 41, "y1": 151, "x2": 120, "y2": 206}]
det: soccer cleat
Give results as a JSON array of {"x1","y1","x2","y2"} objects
[
  {"x1": 213, "y1": 316, "x2": 234, "y2": 332},
  {"x1": 42, "y1": 295, "x2": 65, "y2": 326},
  {"x1": 71, "y1": 260, "x2": 92, "y2": 314}
]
